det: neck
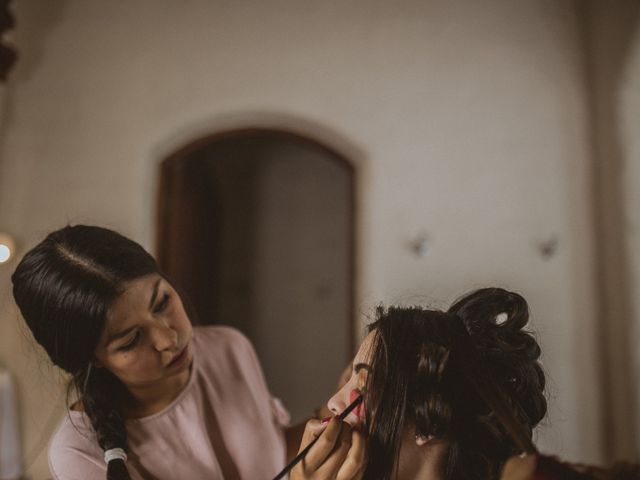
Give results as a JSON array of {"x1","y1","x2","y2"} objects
[
  {"x1": 124, "y1": 366, "x2": 191, "y2": 418},
  {"x1": 397, "y1": 432, "x2": 447, "y2": 480}
]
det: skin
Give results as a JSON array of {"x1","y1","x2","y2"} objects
[
  {"x1": 284, "y1": 365, "x2": 350, "y2": 463},
  {"x1": 93, "y1": 273, "x2": 194, "y2": 418},
  {"x1": 326, "y1": 332, "x2": 448, "y2": 480},
  {"x1": 500, "y1": 454, "x2": 538, "y2": 480},
  {"x1": 291, "y1": 417, "x2": 367, "y2": 480}
]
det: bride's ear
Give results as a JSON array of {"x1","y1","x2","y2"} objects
[{"x1": 415, "y1": 433, "x2": 434, "y2": 446}]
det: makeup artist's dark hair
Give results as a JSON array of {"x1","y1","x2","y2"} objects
[
  {"x1": 11, "y1": 225, "x2": 163, "y2": 480},
  {"x1": 363, "y1": 288, "x2": 547, "y2": 480}
]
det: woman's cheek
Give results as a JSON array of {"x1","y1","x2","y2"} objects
[
  {"x1": 113, "y1": 351, "x2": 146, "y2": 374},
  {"x1": 177, "y1": 309, "x2": 193, "y2": 336},
  {"x1": 350, "y1": 389, "x2": 366, "y2": 420},
  {"x1": 109, "y1": 356, "x2": 129, "y2": 376}
]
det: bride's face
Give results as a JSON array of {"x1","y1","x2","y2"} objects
[
  {"x1": 326, "y1": 330, "x2": 449, "y2": 479},
  {"x1": 326, "y1": 331, "x2": 435, "y2": 440},
  {"x1": 326, "y1": 332, "x2": 375, "y2": 428}
]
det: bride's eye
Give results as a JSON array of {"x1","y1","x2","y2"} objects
[{"x1": 153, "y1": 293, "x2": 170, "y2": 313}]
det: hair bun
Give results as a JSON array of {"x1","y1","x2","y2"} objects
[
  {"x1": 448, "y1": 288, "x2": 541, "y2": 362},
  {"x1": 448, "y1": 288, "x2": 547, "y2": 428},
  {"x1": 448, "y1": 287, "x2": 529, "y2": 335}
]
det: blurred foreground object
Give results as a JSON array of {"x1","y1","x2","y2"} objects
[
  {"x1": 501, "y1": 454, "x2": 640, "y2": 480},
  {"x1": 0, "y1": 369, "x2": 22, "y2": 480},
  {"x1": 0, "y1": 0, "x2": 17, "y2": 81}
]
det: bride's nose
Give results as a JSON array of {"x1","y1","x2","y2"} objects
[
  {"x1": 327, "y1": 386, "x2": 364, "y2": 427},
  {"x1": 327, "y1": 388, "x2": 347, "y2": 416}
]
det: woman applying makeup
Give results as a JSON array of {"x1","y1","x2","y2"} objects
[
  {"x1": 12, "y1": 225, "x2": 365, "y2": 480},
  {"x1": 310, "y1": 288, "x2": 547, "y2": 480}
]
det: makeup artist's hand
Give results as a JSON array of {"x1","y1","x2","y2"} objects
[{"x1": 291, "y1": 416, "x2": 366, "y2": 480}]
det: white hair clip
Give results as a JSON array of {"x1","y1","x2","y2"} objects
[{"x1": 104, "y1": 447, "x2": 127, "y2": 464}]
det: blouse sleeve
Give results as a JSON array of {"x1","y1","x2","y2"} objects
[
  {"x1": 48, "y1": 446, "x2": 106, "y2": 480},
  {"x1": 213, "y1": 326, "x2": 292, "y2": 430},
  {"x1": 48, "y1": 420, "x2": 107, "y2": 480},
  {"x1": 270, "y1": 396, "x2": 292, "y2": 429}
]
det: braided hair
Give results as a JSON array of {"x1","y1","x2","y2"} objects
[
  {"x1": 12, "y1": 225, "x2": 162, "y2": 480},
  {"x1": 362, "y1": 288, "x2": 547, "y2": 480}
]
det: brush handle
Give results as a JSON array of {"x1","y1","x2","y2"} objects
[
  {"x1": 272, "y1": 395, "x2": 363, "y2": 480},
  {"x1": 272, "y1": 436, "x2": 320, "y2": 480}
]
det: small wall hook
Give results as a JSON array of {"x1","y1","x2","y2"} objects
[
  {"x1": 538, "y1": 235, "x2": 559, "y2": 260},
  {"x1": 409, "y1": 234, "x2": 430, "y2": 258}
]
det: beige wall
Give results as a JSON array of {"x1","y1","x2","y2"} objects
[
  {"x1": 621, "y1": 13, "x2": 640, "y2": 460},
  {"x1": 0, "y1": 1, "x2": 611, "y2": 478},
  {"x1": 620, "y1": 35, "x2": 640, "y2": 462},
  {"x1": 253, "y1": 145, "x2": 351, "y2": 422},
  {"x1": 581, "y1": 0, "x2": 640, "y2": 460}
]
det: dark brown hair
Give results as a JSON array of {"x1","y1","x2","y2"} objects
[
  {"x1": 11, "y1": 225, "x2": 164, "y2": 480},
  {"x1": 363, "y1": 288, "x2": 547, "y2": 480}
]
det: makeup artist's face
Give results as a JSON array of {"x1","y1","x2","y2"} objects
[
  {"x1": 327, "y1": 331, "x2": 374, "y2": 428},
  {"x1": 94, "y1": 273, "x2": 193, "y2": 389}
]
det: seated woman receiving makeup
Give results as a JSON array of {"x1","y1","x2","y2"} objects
[{"x1": 293, "y1": 288, "x2": 547, "y2": 480}]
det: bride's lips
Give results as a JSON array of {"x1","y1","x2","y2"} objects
[
  {"x1": 167, "y1": 343, "x2": 189, "y2": 368},
  {"x1": 350, "y1": 389, "x2": 365, "y2": 420}
]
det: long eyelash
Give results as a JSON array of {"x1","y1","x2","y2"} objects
[{"x1": 119, "y1": 331, "x2": 140, "y2": 351}]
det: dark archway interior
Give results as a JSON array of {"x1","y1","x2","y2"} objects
[{"x1": 157, "y1": 130, "x2": 355, "y2": 421}]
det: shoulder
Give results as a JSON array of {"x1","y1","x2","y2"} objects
[
  {"x1": 48, "y1": 414, "x2": 105, "y2": 480},
  {"x1": 193, "y1": 325, "x2": 254, "y2": 354},
  {"x1": 192, "y1": 325, "x2": 264, "y2": 380}
]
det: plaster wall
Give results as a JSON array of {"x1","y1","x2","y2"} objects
[{"x1": 621, "y1": 21, "x2": 640, "y2": 460}]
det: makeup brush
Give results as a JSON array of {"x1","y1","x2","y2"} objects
[{"x1": 272, "y1": 395, "x2": 363, "y2": 480}]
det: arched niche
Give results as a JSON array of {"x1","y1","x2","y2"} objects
[{"x1": 156, "y1": 128, "x2": 355, "y2": 421}]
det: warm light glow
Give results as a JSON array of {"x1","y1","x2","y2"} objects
[
  {"x1": 0, "y1": 233, "x2": 15, "y2": 264},
  {"x1": 0, "y1": 244, "x2": 10, "y2": 263}
]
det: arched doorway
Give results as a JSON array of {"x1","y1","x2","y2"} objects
[{"x1": 156, "y1": 128, "x2": 355, "y2": 421}]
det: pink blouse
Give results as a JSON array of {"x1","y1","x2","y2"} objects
[{"x1": 48, "y1": 326, "x2": 290, "y2": 480}]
